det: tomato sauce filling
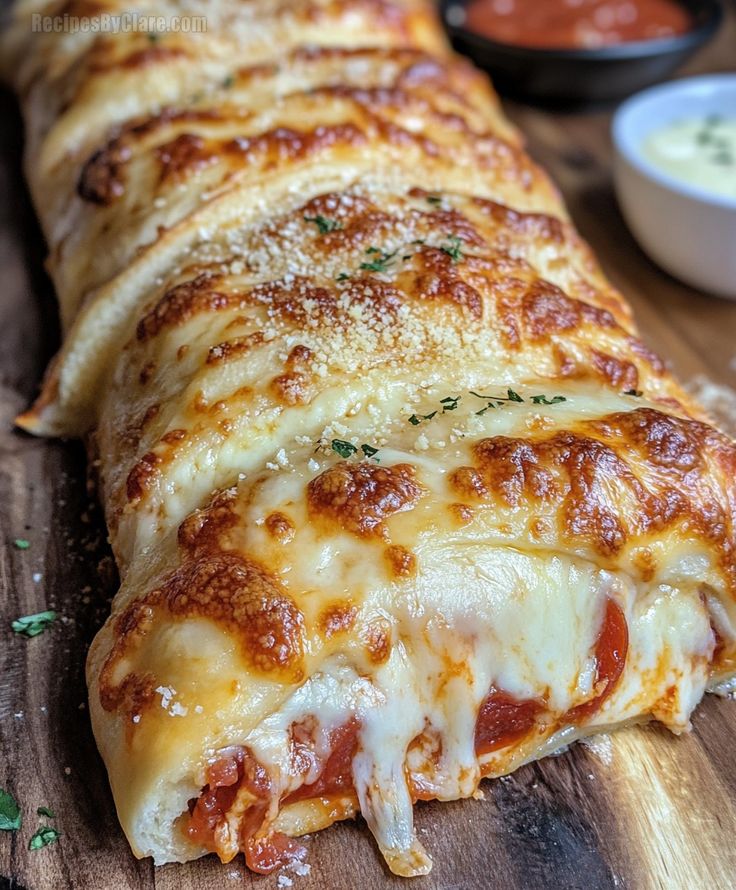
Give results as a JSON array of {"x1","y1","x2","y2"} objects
[
  {"x1": 283, "y1": 718, "x2": 360, "y2": 804},
  {"x1": 474, "y1": 598, "x2": 629, "y2": 759},
  {"x1": 464, "y1": 0, "x2": 692, "y2": 50},
  {"x1": 187, "y1": 747, "x2": 306, "y2": 874},
  {"x1": 567, "y1": 598, "x2": 629, "y2": 723},
  {"x1": 187, "y1": 601, "x2": 629, "y2": 870},
  {"x1": 474, "y1": 689, "x2": 544, "y2": 756},
  {"x1": 187, "y1": 721, "x2": 360, "y2": 873}
]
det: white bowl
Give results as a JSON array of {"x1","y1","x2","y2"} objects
[{"x1": 612, "y1": 74, "x2": 736, "y2": 300}]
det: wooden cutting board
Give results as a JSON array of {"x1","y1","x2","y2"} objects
[{"x1": 2, "y1": 10, "x2": 736, "y2": 890}]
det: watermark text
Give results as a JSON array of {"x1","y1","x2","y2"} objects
[{"x1": 31, "y1": 12, "x2": 207, "y2": 34}]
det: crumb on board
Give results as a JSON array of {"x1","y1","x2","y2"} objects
[{"x1": 274, "y1": 857, "x2": 312, "y2": 886}]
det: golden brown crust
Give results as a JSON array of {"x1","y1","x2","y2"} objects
[
  {"x1": 308, "y1": 462, "x2": 425, "y2": 538},
  {"x1": 100, "y1": 552, "x2": 306, "y2": 710},
  {"x1": 446, "y1": 408, "x2": 735, "y2": 574}
]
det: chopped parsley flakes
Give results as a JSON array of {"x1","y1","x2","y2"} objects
[
  {"x1": 29, "y1": 826, "x2": 61, "y2": 851},
  {"x1": 471, "y1": 389, "x2": 567, "y2": 414},
  {"x1": 440, "y1": 235, "x2": 464, "y2": 263},
  {"x1": 37, "y1": 807, "x2": 55, "y2": 819},
  {"x1": 410, "y1": 390, "x2": 568, "y2": 422},
  {"x1": 530, "y1": 394, "x2": 567, "y2": 405},
  {"x1": 304, "y1": 214, "x2": 342, "y2": 234},
  {"x1": 331, "y1": 439, "x2": 357, "y2": 458},
  {"x1": 330, "y1": 440, "x2": 380, "y2": 461},
  {"x1": 408, "y1": 411, "x2": 437, "y2": 426},
  {"x1": 0, "y1": 789, "x2": 21, "y2": 831},
  {"x1": 470, "y1": 388, "x2": 524, "y2": 403},
  {"x1": 360, "y1": 247, "x2": 397, "y2": 273},
  {"x1": 11, "y1": 610, "x2": 57, "y2": 638},
  {"x1": 13, "y1": 539, "x2": 30, "y2": 549}
]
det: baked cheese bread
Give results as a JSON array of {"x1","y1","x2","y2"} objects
[{"x1": 5, "y1": 0, "x2": 736, "y2": 877}]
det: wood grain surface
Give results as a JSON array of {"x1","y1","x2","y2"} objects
[{"x1": 2, "y1": 8, "x2": 736, "y2": 890}]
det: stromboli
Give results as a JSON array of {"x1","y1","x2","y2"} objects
[{"x1": 3, "y1": 0, "x2": 736, "y2": 878}]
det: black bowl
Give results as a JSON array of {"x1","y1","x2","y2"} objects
[{"x1": 440, "y1": 0, "x2": 724, "y2": 105}]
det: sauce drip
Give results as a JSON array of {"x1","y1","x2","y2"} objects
[{"x1": 463, "y1": 0, "x2": 692, "y2": 50}]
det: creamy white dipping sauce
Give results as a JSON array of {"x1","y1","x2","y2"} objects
[{"x1": 643, "y1": 115, "x2": 736, "y2": 199}]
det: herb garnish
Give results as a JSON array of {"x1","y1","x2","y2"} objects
[
  {"x1": 222, "y1": 74, "x2": 234, "y2": 89},
  {"x1": 360, "y1": 247, "x2": 397, "y2": 273},
  {"x1": 0, "y1": 789, "x2": 21, "y2": 831},
  {"x1": 530, "y1": 394, "x2": 567, "y2": 405},
  {"x1": 440, "y1": 235, "x2": 464, "y2": 264},
  {"x1": 426, "y1": 194, "x2": 443, "y2": 205},
  {"x1": 146, "y1": 31, "x2": 159, "y2": 44},
  {"x1": 408, "y1": 390, "x2": 567, "y2": 423},
  {"x1": 408, "y1": 411, "x2": 437, "y2": 426},
  {"x1": 37, "y1": 807, "x2": 55, "y2": 819},
  {"x1": 304, "y1": 215, "x2": 342, "y2": 234},
  {"x1": 694, "y1": 115, "x2": 733, "y2": 166},
  {"x1": 336, "y1": 272, "x2": 351, "y2": 282},
  {"x1": 330, "y1": 440, "x2": 380, "y2": 461},
  {"x1": 13, "y1": 539, "x2": 30, "y2": 549},
  {"x1": 624, "y1": 389, "x2": 643, "y2": 397},
  {"x1": 331, "y1": 439, "x2": 357, "y2": 458},
  {"x1": 11, "y1": 610, "x2": 57, "y2": 638},
  {"x1": 470, "y1": 389, "x2": 567, "y2": 414},
  {"x1": 29, "y1": 826, "x2": 60, "y2": 851},
  {"x1": 470, "y1": 388, "x2": 524, "y2": 403}
]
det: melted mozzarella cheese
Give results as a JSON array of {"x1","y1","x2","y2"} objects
[{"x1": 89, "y1": 537, "x2": 713, "y2": 872}]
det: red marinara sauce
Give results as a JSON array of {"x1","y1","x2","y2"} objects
[
  {"x1": 474, "y1": 689, "x2": 543, "y2": 756},
  {"x1": 567, "y1": 598, "x2": 629, "y2": 723},
  {"x1": 187, "y1": 748, "x2": 306, "y2": 874},
  {"x1": 474, "y1": 598, "x2": 629, "y2": 756},
  {"x1": 463, "y1": 0, "x2": 692, "y2": 50},
  {"x1": 284, "y1": 719, "x2": 360, "y2": 804}
]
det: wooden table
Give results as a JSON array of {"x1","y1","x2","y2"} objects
[{"x1": 2, "y1": 10, "x2": 735, "y2": 890}]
